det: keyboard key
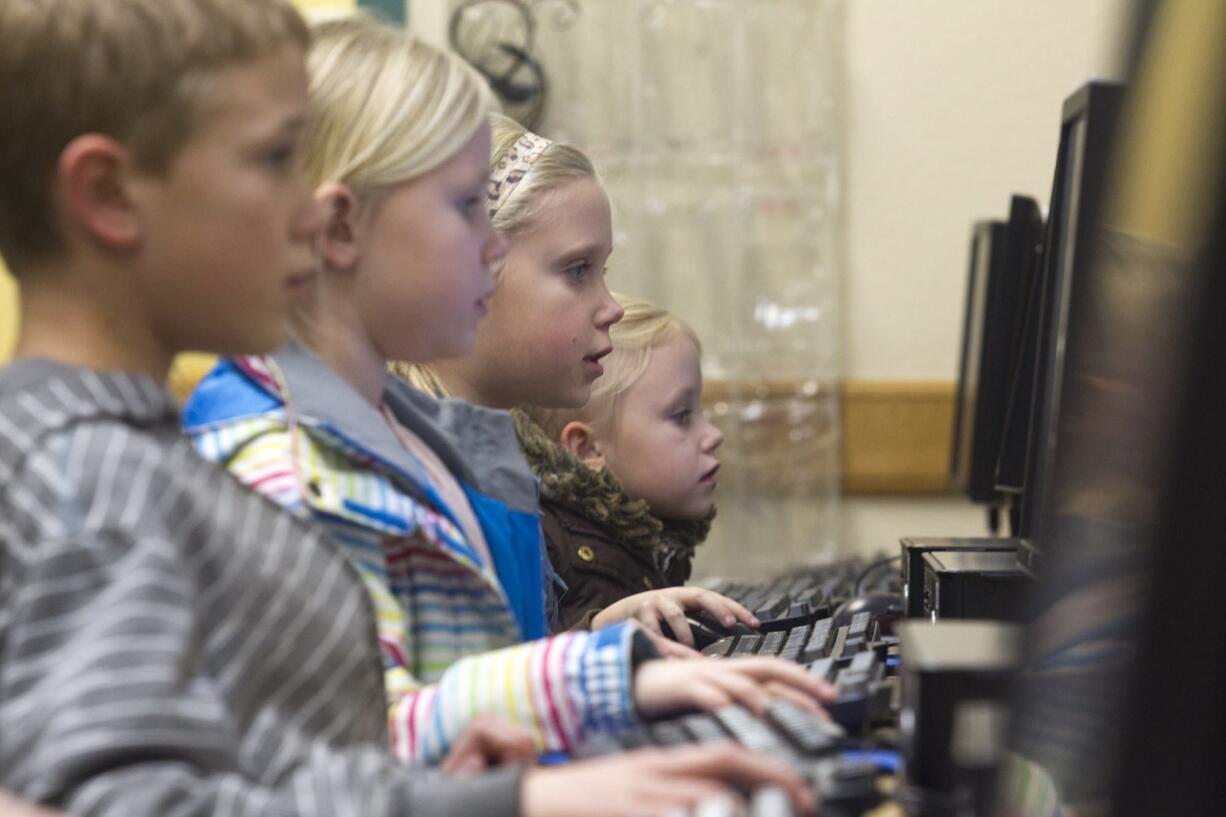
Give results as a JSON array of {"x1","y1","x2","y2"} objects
[
  {"x1": 802, "y1": 618, "x2": 833, "y2": 661},
  {"x1": 614, "y1": 725, "x2": 653, "y2": 751},
  {"x1": 795, "y1": 587, "x2": 830, "y2": 619},
  {"x1": 845, "y1": 611, "x2": 872, "y2": 648},
  {"x1": 701, "y1": 636, "x2": 738, "y2": 658},
  {"x1": 766, "y1": 699, "x2": 846, "y2": 755},
  {"x1": 784, "y1": 599, "x2": 810, "y2": 620},
  {"x1": 680, "y1": 713, "x2": 731, "y2": 744},
  {"x1": 759, "y1": 630, "x2": 786, "y2": 656},
  {"x1": 732, "y1": 634, "x2": 764, "y2": 655},
  {"x1": 649, "y1": 720, "x2": 693, "y2": 747},
  {"x1": 714, "y1": 706, "x2": 798, "y2": 761},
  {"x1": 829, "y1": 624, "x2": 849, "y2": 659},
  {"x1": 753, "y1": 593, "x2": 791, "y2": 623},
  {"x1": 778, "y1": 625, "x2": 811, "y2": 662},
  {"x1": 847, "y1": 650, "x2": 879, "y2": 676},
  {"x1": 807, "y1": 657, "x2": 836, "y2": 682},
  {"x1": 740, "y1": 589, "x2": 766, "y2": 612}
]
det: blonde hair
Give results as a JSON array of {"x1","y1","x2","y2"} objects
[
  {"x1": 388, "y1": 113, "x2": 599, "y2": 392},
  {"x1": 529, "y1": 293, "x2": 701, "y2": 439},
  {"x1": 0, "y1": 0, "x2": 309, "y2": 270},
  {"x1": 304, "y1": 15, "x2": 495, "y2": 192},
  {"x1": 487, "y1": 113, "x2": 596, "y2": 240}
]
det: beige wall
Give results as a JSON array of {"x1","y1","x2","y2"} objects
[
  {"x1": 843, "y1": 0, "x2": 1133, "y2": 380},
  {"x1": 840, "y1": 0, "x2": 1133, "y2": 554}
]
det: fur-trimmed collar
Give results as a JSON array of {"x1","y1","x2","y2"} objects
[{"x1": 512, "y1": 410, "x2": 713, "y2": 562}]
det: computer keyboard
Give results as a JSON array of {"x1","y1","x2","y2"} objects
[
  {"x1": 702, "y1": 616, "x2": 835, "y2": 662},
  {"x1": 581, "y1": 700, "x2": 886, "y2": 817},
  {"x1": 707, "y1": 555, "x2": 903, "y2": 621},
  {"x1": 701, "y1": 628, "x2": 893, "y2": 736},
  {"x1": 642, "y1": 556, "x2": 906, "y2": 814}
]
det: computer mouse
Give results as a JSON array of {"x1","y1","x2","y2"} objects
[
  {"x1": 660, "y1": 611, "x2": 757, "y2": 650},
  {"x1": 831, "y1": 592, "x2": 904, "y2": 631}
]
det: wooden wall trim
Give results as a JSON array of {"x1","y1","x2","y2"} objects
[{"x1": 839, "y1": 380, "x2": 956, "y2": 495}]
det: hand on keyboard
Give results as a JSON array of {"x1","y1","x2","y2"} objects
[
  {"x1": 519, "y1": 743, "x2": 816, "y2": 817},
  {"x1": 633, "y1": 655, "x2": 837, "y2": 721},
  {"x1": 439, "y1": 713, "x2": 537, "y2": 776},
  {"x1": 592, "y1": 587, "x2": 760, "y2": 648}
]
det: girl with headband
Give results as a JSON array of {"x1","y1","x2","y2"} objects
[{"x1": 396, "y1": 114, "x2": 760, "y2": 644}]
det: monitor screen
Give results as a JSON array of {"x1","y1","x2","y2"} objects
[
  {"x1": 952, "y1": 198, "x2": 1043, "y2": 508},
  {"x1": 949, "y1": 220, "x2": 995, "y2": 494},
  {"x1": 995, "y1": 82, "x2": 1125, "y2": 541},
  {"x1": 1000, "y1": 2, "x2": 1226, "y2": 814}
]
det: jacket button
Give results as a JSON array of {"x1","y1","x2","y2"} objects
[
  {"x1": 577, "y1": 545, "x2": 595, "y2": 562},
  {"x1": 642, "y1": 577, "x2": 654, "y2": 590}
]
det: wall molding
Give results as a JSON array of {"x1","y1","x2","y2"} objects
[
  {"x1": 838, "y1": 380, "x2": 956, "y2": 496},
  {"x1": 703, "y1": 378, "x2": 955, "y2": 497}
]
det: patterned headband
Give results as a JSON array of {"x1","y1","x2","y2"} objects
[{"x1": 486, "y1": 130, "x2": 553, "y2": 218}]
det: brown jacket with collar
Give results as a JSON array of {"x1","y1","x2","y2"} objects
[{"x1": 512, "y1": 411, "x2": 710, "y2": 631}]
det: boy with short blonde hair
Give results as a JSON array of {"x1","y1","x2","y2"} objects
[
  {"x1": 0, "y1": 0, "x2": 311, "y2": 269},
  {"x1": 0, "y1": 2, "x2": 813, "y2": 815}
]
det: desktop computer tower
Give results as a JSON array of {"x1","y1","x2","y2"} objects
[
  {"x1": 920, "y1": 550, "x2": 1031, "y2": 622},
  {"x1": 899, "y1": 537, "x2": 1022, "y2": 618}
]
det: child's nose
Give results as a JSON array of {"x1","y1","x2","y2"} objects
[
  {"x1": 596, "y1": 283, "x2": 624, "y2": 329},
  {"x1": 703, "y1": 420, "x2": 724, "y2": 453},
  {"x1": 482, "y1": 220, "x2": 509, "y2": 267},
  {"x1": 294, "y1": 191, "x2": 330, "y2": 243}
]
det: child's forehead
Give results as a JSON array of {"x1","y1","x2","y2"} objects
[
  {"x1": 630, "y1": 334, "x2": 702, "y2": 396},
  {"x1": 212, "y1": 45, "x2": 308, "y2": 106},
  {"x1": 188, "y1": 47, "x2": 308, "y2": 138},
  {"x1": 518, "y1": 178, "x2": 612, "y2": 249}
]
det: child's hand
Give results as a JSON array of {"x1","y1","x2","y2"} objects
[
  {"x1": 590, "y1": 587, "x2": 759, "y2": 647},
  {"x1": 632, "y1": 656, "x2": 836, "y2": 721},
  {"x1": 520, "y1": 743, "x2": 816, "y2": 817},
  {"x1": 641, "y1": 627, "x2": 703, "y2": 659},
  {"x1": 439, "y1": 714, "x2": 537, "y2": 776}
]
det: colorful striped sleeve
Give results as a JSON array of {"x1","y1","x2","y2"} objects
[{"x1": 387, "y1": 623, "x2": 640, "y2": 765}]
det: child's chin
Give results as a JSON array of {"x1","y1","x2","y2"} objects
[{"x1": 666, "y1": 502, "x2": 712, "y2": 522}]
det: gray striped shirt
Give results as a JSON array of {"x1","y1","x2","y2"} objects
[{"x1": 0, "y1": 360, "x2": 522, "y2": 816}]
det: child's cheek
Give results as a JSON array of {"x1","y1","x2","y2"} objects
[{"x1": 537, "y1": 323, "x2": 582, "y2": 357}]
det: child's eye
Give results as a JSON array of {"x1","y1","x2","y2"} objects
[
  {"x1": 262, "y1": 143, "x2": 297, "y2": 171},
  {"x1": 671, "y1": 409, "x2": 694, "y2": 427},
  {"x1": 565, "y1": 261, "x2": 592, "y2": 282},
  {"x1": 458, "y1": 196, "x2": 482, "y2": 216}
]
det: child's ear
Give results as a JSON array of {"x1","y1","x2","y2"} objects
[
  {"x1": 314, "y1": 182, "x2": 361, "y2": 271},
  {"x1": 59, "y1": 134, "x2": 140, "y2": 250},
  {"x1": 559, "y1": 421, "x2": 606, "y2": 471}
]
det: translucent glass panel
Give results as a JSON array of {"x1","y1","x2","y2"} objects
[{"x1": 452, "y1": 0, "x2": 844, "y2": 578}]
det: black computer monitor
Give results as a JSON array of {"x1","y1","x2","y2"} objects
[
  {"x1": 1002, "y1": 1, "x2": 1226, "y2": 812},
  {"x1": 994, "y1": 82, "x2": 1126, "y2": 542},
  {"x1": 949, "y1": 197, "x2": 1043, "y2": 510}
]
